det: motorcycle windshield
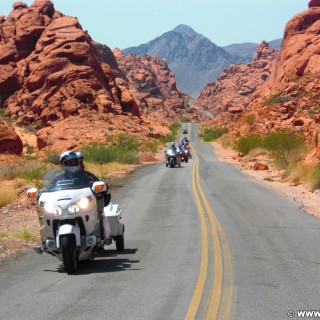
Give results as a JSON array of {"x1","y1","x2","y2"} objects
[
  {"x1": 166, "y1": 148, "x2": 176, "y2": 156},
  {"x1": 42, "y1": 168, "x2": 91, "y2": 192}
]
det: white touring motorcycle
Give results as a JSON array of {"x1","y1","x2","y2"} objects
[{"x1": 27, "y1": 168, "x2": 125, "y2": 274}]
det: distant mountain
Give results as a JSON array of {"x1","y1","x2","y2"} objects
[
  {"x1": 123, "y1": 25, "x2": 281, "y2": 98},
  {"x1": 123, "y1": 25, "x2": 238, "y2": 98}
]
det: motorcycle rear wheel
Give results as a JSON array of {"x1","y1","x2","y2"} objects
[{"x1": 61, "y1": 235, "x2": 78, "y2": 274}]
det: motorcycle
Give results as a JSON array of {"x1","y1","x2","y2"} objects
[
  {"x1": 165, "y1": 147, "x2": 181, "y2": 168},
  {"x1": 181, "y1": 145, "x2": 190, "y2": 162},
  {"x1": 26, "y1": 168, "x2": 125, "y2": 274},
  {"x1": 178, "y1": 145, "x2": 189, "y2": 163}
]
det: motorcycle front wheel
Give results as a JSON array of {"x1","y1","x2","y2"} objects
[{"x1": 61, "y1": 235, "x2": 78, "y2": 274}]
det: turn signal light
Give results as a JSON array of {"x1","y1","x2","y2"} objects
[
  {"x1": 95, "y1": 185, "x2": 104, "y2": 192},
  {"x1": 27, "y1": 191, "x2": 37, "y2": 198}
]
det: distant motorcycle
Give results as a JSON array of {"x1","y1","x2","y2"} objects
[
  {"x1": 26, "y1": 168, "x2": 125, "y2": 274},
  {"x1": 179, "y1": 145, "x2": 189, "y2": 163},
  {"x1": 165, "y1": 147, "x2": 181, "y2": 168},
  {"x1": 182, "y1": 145, "x2": 190, "y2": 161}
]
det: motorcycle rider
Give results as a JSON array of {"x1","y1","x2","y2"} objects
[
  {"x1": 165, "y1": 142, "x2": 180, "y2": 165},
  {"x1": 49, "y1": 151, "x2": 91, "y2": 189},
  {"x1": 181, "y1": 136, "x2": 189, "y2": 146}
]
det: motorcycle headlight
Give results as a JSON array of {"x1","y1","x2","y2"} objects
[
  {"x1": 44, "y1": 202, "x2": 62, "y2": 216},
  {"x1": 68, "y1": 204, "x2": 80, "y2": 214},
  {"x1": 68, "y1": 197, "x2": 92, "y2": 214},
  {"x1": 167, "y1": 150, "x2": 174, "y2": 156},
  {"x1": 79, "y1": 197, "x2": 90, "y2": 209}
]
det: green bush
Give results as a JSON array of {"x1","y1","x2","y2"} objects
[
  {"x1": 235, "y1": 134, "x2": 264, "y2": 155},
  {"x1": 113, "y1": 134, "x2": 140, "y2": 151},
  {"x1": 199, "y1": 127, "x2": 228, "y2": 142},
  {"x1": 44, "y1": 150, "x2": 60, "y2": 164},
  {"x1": 311, "y1": 164, "x2": 320, "y2": 190},
  {"x1": 245, "y1": 114, "x2": 256, "y2": 129},
  {"x1": 161, "y1": 122, "x2": 181, "y2": 143},
  {"x1": 81, "y1": 143, "x2": 139, "y2": 164},
  {"x1": 264, "y1": 130, "x2": 306, "y2": 166},
  {"x1": 141, "y1": 139, "x2": 161, "y2": 154},
  {"x1": 264, "y1": 94, "x2": 292, "y2": 106},
  {"x1": 13, "y1": 229, "x2": 35, "y2": 242},
  {"x1": 0, "y1": 232, "x2": 8, "y2": 239}
]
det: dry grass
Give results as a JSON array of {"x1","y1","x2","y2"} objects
[
  {"x1": 85, "y1": 161, "x2": 136, "y2": 180},
  {"x1": 248, "y1": 147, "x2": 269, "y2": 157},
  {"x1": 289, "y1": 162, "x2": 320, "y2": 190},
  {"x1": 0, "y1": 188, "x2": 16, "y2": 209},
  {"x1": 217, "y1": 135, "x2": 234, "y2": 148}
]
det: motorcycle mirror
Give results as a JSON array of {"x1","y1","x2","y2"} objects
[{"x1": 92, "y1": 181, "x2": 107, "y2": 193}]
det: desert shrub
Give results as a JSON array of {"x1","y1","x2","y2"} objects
[
  {"x1": 264, "y1": 94, "x2": 292, "y2": 106},
  {"x1": 218, "y1": 135, "x2": 234, "y2": 148},
  {"x1": 13, "y1": 228, "x2": 35, "y2": 242},
  {"x1": 0, "y1": 232, "x2": 8, "y2": 239},
  {"x1": 287, "y1": 162, "x2": 313, "y2": 186},
  {"x1": 311, "y1": 164, "x2": 320, "y2": 190},
  {"x1": 44, "y1": 150, "x2": 60, "y2": 164},
  {"x1": 81, "y1": 143, "x2": 139, "y2": 164},
  {"x1": 199, "y1": 127, "x2": 228, "y2": 142},
  {"x1": 245, "y1": 114, "x2": 256, "y2": 129},
  {"x1": 0, "y1": 108, "x2": 5, "y2": 118},
  {"x1": 112, "y1": 133, "x2": 140, "y2": 151},
  {"x1": 24, "y1": 144, "x2": 35, "y2": 160},
  {"x1": 0, "y1": 161, "x2": 47, "y2": 188},
  {"x1": 235, "y1": 134, "x2": 264, "y2": 155},
  {"x1": 264, "y1": 130, "x2": 306, "y2": 166},
  {"x1": 161, "y1": 122, "x2": 181, "y2": 143},
  {"x1": 140, "y1": 139, "x2": 162, "y2": 154}
]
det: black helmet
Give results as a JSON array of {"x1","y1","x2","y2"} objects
[{"x1": 59, "y1": 151, "x2": 80, "y2": 173}]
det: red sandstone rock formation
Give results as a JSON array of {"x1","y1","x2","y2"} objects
[
  {"x1": 0, "y1": 0, "x2": 192, "y2": 152},
  {"x1": 113, "y1": 49, "x2": 200, "y2": 121},
  {"x1": 0, "y1": 121, "x2": 23, "y2": 154},
  {"x1": 208, "y1": 2, "x2": 320, "y2": 160},
  {"x1": 194, "y1": 41, "x2": 277, "y2": 118}
]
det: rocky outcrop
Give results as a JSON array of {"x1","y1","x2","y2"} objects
[
  {"x1": 208, "y1": 2, "x2": 320, "y2": 160},
  {"x1": 0, "y1": 0, "x2": 192, "y2": 152},
  {"x1": 35, "y1": 115, "x2": 171, "y2": 153},
  {"x1": 4, "y1": 13, "x2": 140, "y2": 126},
  {"x1": 113, "y1": 49, "x2": 199, "y2": 121},
  {"x1": 0, "y1": 121, "x2": 23, "y2": 154},
  {"x1": 0, "y1": 0, "x2": 60, "y2": 95},
  {"x1": 194, "y1": 41, "x2": 277, "y2": 118}
]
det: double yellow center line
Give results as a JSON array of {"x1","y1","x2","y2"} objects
[{"x1": 185, "y1": 145, "x2": 234, "y2": 320}]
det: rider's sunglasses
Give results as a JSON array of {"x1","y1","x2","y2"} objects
[{"x1": 63, "y1": 158, "x2": 79, "y2": 166}]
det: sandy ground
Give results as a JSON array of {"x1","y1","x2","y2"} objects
[{"x1": 211, "y1": 142, "x2": 320, "y2": 218}]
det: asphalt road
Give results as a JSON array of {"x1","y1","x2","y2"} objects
[{"x1": 1, "y1": 123, "x2": 320, "y2": 320}]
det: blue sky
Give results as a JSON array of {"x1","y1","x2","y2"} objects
[{"x1": 0, "y1": 0, "x2": 307, "y2": 49}]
